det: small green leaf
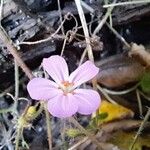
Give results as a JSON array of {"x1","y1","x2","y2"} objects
[
  {"x1": 96, "y1": 113, "x2": 108, "y2": 120},
  {"x1": 66, "y1": 128, "x2": 84, "y2": 138},
  {"x1": 140, "y1": 72, "x2": 150, "y2": 93}
]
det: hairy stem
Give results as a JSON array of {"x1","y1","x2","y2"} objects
[
  {"x1": 43, "y1": 102, "x2": 52, "y2": 150},
  {"x1": 15, "y1": 127, "x2": 22, "y2": 150}
]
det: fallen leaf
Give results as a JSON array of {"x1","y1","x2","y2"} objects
[
  {"x1": 97, "y1": 101, "x2": 134, "y2": 124},
  {"x1": 108, "y1": 131, "x2": 150, "y2": 150}
]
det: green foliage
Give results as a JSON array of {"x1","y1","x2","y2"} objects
[
  {"x1": 66, "y1": 128, "x2": 84, "y2": 138},
  {"x1": 90, "y1": 112, "x2": 108, "y2": 127},
  {"x1": 140, "y1": 72, "x2": 150, "y2": 93}
]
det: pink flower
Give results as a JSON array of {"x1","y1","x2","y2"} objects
[{"x1": 27, "y1": 55, "x2": 101, "y2": 118}]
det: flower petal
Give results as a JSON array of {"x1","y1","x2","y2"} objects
[
  {"x1": 42, "y1": 55, "x2": 69, "y2": 84},
  {"x1": 47, "y1": 93, "x2": 78, "y2": 118},
  {"x1": 69, "y1": 61, "x2": 99, "y2": 88},
  {"x1": 74, "y1": 89, "x2": 101, "y2": 115},
  {"x1": 27, "y1": 78, "x2": 62, "y2": 100}
]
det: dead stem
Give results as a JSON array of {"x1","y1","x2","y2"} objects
[
  {"x1": 92, "y1": 0, "x2": 117, "y2": 36},
  {"x1": 97, "y1": 85, "x2": 117, "y2": 104},
  {"x1": 103, "y1": 0, "x2": 150, "y2": 8},
  {"x1": 74, "y1": 0, "x2": 94, "y2": 62},
  {"x1": 18, "y1": 13, "x2": 71, "y2": 45},
  {"x1": 136, "y1": 89, "x2": 143, "y2": 117},
  {"x1": 106, "y1": 22, "x2": 131, "y2": 49}
]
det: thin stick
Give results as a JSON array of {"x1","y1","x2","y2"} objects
[
  {"x1": 68, "y1": 137, "x2": 88, "y2": 150},
  {"x1": 75, "y1": 0, "x2": 98, "y2": 91},
  {"x1": 0, "y1": 0, "x2": 4, "y2": 22},
  {"x1": 97, "y1": 85, "x2": 117, "y2": 104},
  {"x1": 81, "y1": 1, "x2": 95, "y2": 14},
  {"x1": 14, "y1": 59, "x2": 19, "y2": 99},
  {"x1": 136, "y1": 89, "x2": 143, "y2": 117},
  {"x1": 138, "y1": 90, "x2": 150, "y2": 102},
  {"x1": 129, "y1": 107, "x2": 150, "y2": 150},
  {"x1": 57, "y1": 0, "x2": 65, "y2": 35},
  {"x1": 18, "y1": 14, "x2": 68, "y2": 45},
  {"x1": 79, "y1": 48, "x2": 87, "y2": 65},
  {"x1": 103, "y1": 83, "x2": 139, "y2": 95},
  {"x1": 60, "y1": 31, "x2": 69, "y2": 56},
  {"x1": 92, "y1": 0, "x2": 117, "y2": 36},
  {"x1": 0, "y1": 26, "x2": 33, "y2": 79},
  {"x1": 106, "y1": 22, "x2": 131, "y2": 49},
  {"x1": 74, "y1": 0, "x2": 94, "y2": 62},
  {"x1": 103, "y1": 0, "x2": 150, "y2": 8}
]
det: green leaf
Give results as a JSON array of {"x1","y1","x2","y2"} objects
[
  {"x1": 96, "y1": 113, "x2": 108, "y2": 120},
  {"x1": 140, "y1": 72, "x2": 150, "y2": 93}
]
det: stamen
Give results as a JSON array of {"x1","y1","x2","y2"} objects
[
  {"x1": 61, "y1": 81, "x2": 74, "y2": 94},
  {"x1": 61, "y1": 81, "x2": 74, "y2": 87}
]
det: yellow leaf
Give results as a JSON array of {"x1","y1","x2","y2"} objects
[{"x1": 98, "y1": 101, "x2": 134, "y2": 123}]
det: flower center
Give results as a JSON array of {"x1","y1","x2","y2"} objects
[{"x1": 60, "y1": 81, "x2": 74, "y2": 94}]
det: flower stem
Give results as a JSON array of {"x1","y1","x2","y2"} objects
[
  {"x1": 69, "y1": 117, "x2": 103, "y2": 149},
  {"x1": 15, "y1": 127, "x2": 22, "y2": 150},
  {"x1": 43, "y1": 102, "x2": 52, "y2": 150}
]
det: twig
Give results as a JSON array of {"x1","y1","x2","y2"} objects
[
  {"x1": 79, "y1": 48, "x2": 87, "y2": 65},
  {"x1": 74, "y1": 0, "x2": 94, "y2": 62},
  {"x1": 92, "y1": 0, "x2": 117, "y2": 36},
  {"x1": 14, "y1": 59, "x2": 19, "y2": 99},
  {"x1": 81, "y1": 1, "x2": 95, "y2": 14},
  {"x1": 136, "y1": 89, "x2": 143, "y2": 117},
  {"x1": 106, "y1": 22, "x2": 131, "y2": 49},
  {"x1": 138, "y1": 90, "x2": 150, "y2": 102},
  {"x1": 18, "y1": 12, "x2": 70, "y2": 45},
  {"x1": 57, "y1": 0, "x2": 65, "y2": 35},
  {"x1": 61, "y1": 14, "x2": 78, "y2": 56},
  {"x1": 129, "y1": 107, "x2": 150, "y2": 150},
  {"x1": 68, "y1": 137, "x2": 88, "y2": 150},
  {"x1": 75, "y1": 0, "x2": 98, "y2": 91},
  {"x1": 0, "y1": 26, "x2": 33, "y2": 79},
  {"x1": 103, "y1": 0, "x2": 150, "y2": 8},
  {"x1": 97, "y1": 85, "x2": 117, "y2": 104},
  {"x1": 60, "y1": 31, "x2": 69, "y2": 56},
  {"x1": 103, "y1": 83, "x2": 139, "y2": 95},
  {"x1": 0, "y1": 0, "x2": 3, "y2": 22}
]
